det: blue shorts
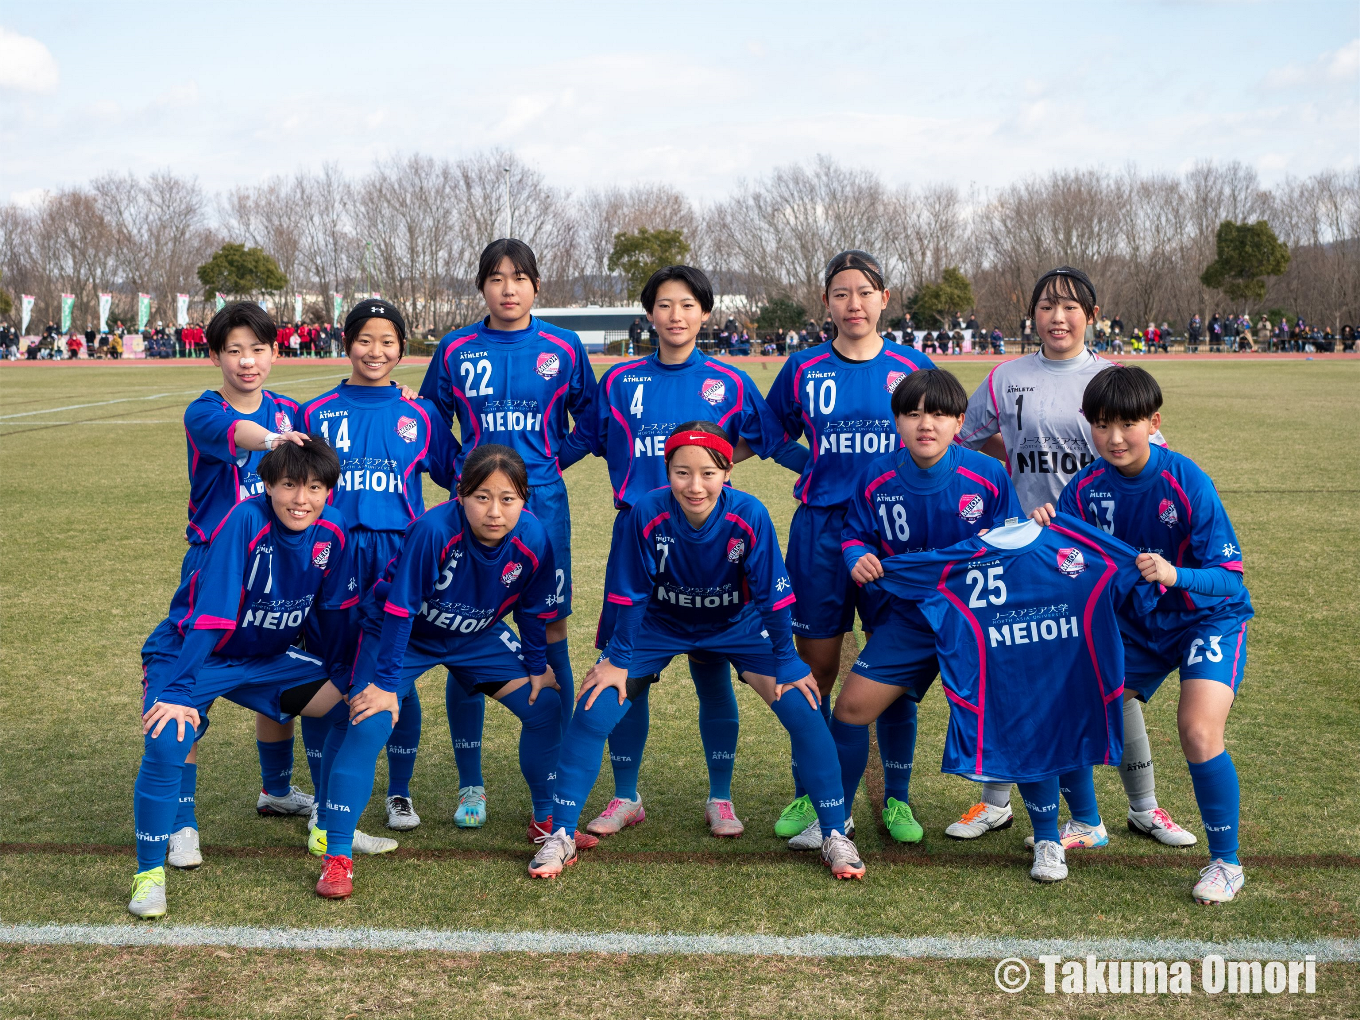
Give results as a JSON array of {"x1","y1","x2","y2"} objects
[
  {"x1": 849, "y1": 604, "x2": 939, "y2": 702},
  {"x1": 180, "y1": 542, "x2": 209, "y2": 583},
  {"x1": 142, "y1": 645, "x2": 329, "y2": 726},
  {"x1": 349, "y1": 528, "x2": 404, "y2": 591},
  {"x1": 787, "y1": 503, "x2": 888, "y2": 639},
  {"x1": 1122, "y1": 608, "x2": 1250, "y2": 702},
  {"x1": 594, "y1": 509, "x2": 631, "y2": 649},
  {"x1": 528, "y1": 478, "x2": 571, "y2": 621},
  {"x1": 349, "y1": 619, "x2": 531, "y2": 699},
  {"x1": 624, "y1": 605, "x2": 802, "y2": 684}
]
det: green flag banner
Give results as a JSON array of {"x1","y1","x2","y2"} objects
[
  {"x1": 137, "y1": 293, "x2": 151, "y2": 331},
  {"x1": 61, "y1": 294, "x2": 75, "y2": 333},
  {"x1": 332, "y1": 292, "x2": 343, "y2": 326},
  {"x1": 98, "y1": 293, "x2": 111, "y2": 332},
  {"x1": 215, "y1": 293, "x2": 226, "y2": 312}
]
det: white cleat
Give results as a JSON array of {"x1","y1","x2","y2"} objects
[
  {"x1": 704, "y1": 798, "x2": 745, "y2": 838},
  {"x1": 945, "y1": 801, "x2": 1014, "y2": 840},
  {"x1": 1030, "y1": 840, "x2": 1069, "y2": 883},
  {"x1": 1128, "y1": 807, "x2": 1198, "y2": 847},
  {"x1": 528, "y1": 827, "x2": 578, "y2": 878},
  {"x1": 788, "y1": 815, "x2": 854, "y2": 851},
  {"x1": 127, "y1": 867, "x2": 167, "y2": 918},
  {"x1": 820, "y1": 830, "x2": 867, "y2": 879},
  {"x1": 585, "y1": 796, "x2": 645, "y2": 836},
  {"x1": 256, "y1": 785, "x2": 315, "y2": 816},
  {"x1": 166, "y1": 826, "x2": 202, "y2": 869},
  {"x1": 1024, "y1": 818, "x2": 1109, "y2": 850},
  {"x1": 386, "y1": 795, "x2": 421, "y2": 831},
  {"x1": 354, "y1": 829, "x2": 399, "y2": 855},
  {"x1": 1193, "y1": 859, "x2": 1245, "y2": 905}
]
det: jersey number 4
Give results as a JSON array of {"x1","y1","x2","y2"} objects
[{"x1": 319, "y1": 416, "x2": 350, "y2": 453}]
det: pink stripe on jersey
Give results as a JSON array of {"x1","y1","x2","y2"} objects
[
  {"x1": 724, "y1": 511, "x2": 758, "y2": 551},
  {"x1": 400, "y1": 399, "x2": 434, "y2": 520},
  {"x1": 314, "y1": 517, "x2": 346, "y2": 550},
  {"x1": 704, "y1": 360, "x2": 745, "y2": 429},
  {"x1": 954, "y1": 465, "x2": 999, "y2": 497},
  {"x1": 641, "y1": 512, "x2": 671, "y2": 539},
  {"x1": 186, "y1": 425, "x2": 202, "y2": 474},
  {"x1": 793, "y1": 353, "x2": 832, "y2": 504},
  {"x1": 771, "y1": 593, "x2": 796, "y2": 611},
  {"x1": 942, "y1": 685, "x2": 979, "y2": 714},
  {"x1": 246, "y1": 521, "x2": 271, "y2": 553},
  {"x1": 303, "y1": 392, "x2": 341, "y2": 432},
  {"x1": 603, "y1": 360, "x2": 647, "y2": 503},
  {"x1": 542, "y1": 381, "x2": 570, "y2": 460},
  {"x1": 1222, "y1": 560, "x2": 1243, "y2": 572},
  {"x1": 936, "y1": 557, "x2": 988, "y2": 775},
  {"x1": 541, "y1": 333, "x2": 578, "y2": 369},
  {"x1": 194, "y1": 615, "x2": 237, "y2": 630},
  {"x1": 336, "y1": 595, "x2": 359, "y2": 610},
  {"x1": 497, "y1": 594, "x2": 518, "y2": 615},
  {"x1": 442, "y1": 334, "x2": 482, "y2": 448},
  {"x1": 1229, "y1": 622, "x2": 1247, "y2": 689},
  {"x1": 606, "y1": 593, "x2": 634, "y2": 606},
  {"x1": 884, "y1": 349, "x2": 923, "y2": 371},
  {"x1": 1160, "y1": 471, "x2": 1193, "y2": 524},
  {"x1": 384, "y1": 603, "x2": 411, "y2": 618},
  {"x1": 864, "y1": 469, "x2": 897, "y2": 501},
  {"x1": 441, "y1": 530, "x2": 465, "y2": 562},
  {"x1": 511, "y1": 535, "x2": 541, "y2": 571},
  {"x1": 841, "y1": 538, "x2": 866, "y2": 551}
]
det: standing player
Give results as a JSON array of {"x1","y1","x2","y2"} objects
[
  {"x1": 952, "y1": 267, "x2": 1193, "y2": 847},
  {"x1": 420, "y1": 239, "x2": 596, "y2": 829},
  {"x1": 568, "y1": 265, "x2": 797, "y2": 838},
  {"x1": 1035, "y1": 366, "x2": 1253, "y2": 904},
  {"x1": 301, "y1": 299, "x2": 457, "y2": 834},
  {"x1": 528, "y1": 423, "x2": 864, "y2": 880},
  {"x1": 763, "y1": 250, "x2": 934, "y2": 846}
]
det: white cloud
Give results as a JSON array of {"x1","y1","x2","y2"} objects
[
  {"x1": 1327, "y1": 37, "x2": 1360, "y2": 83},
  {"x1": 8, "y1": 186, "x2": 50, "y2": 207},
  {"x1": 0, "y1": 27, "x2": 59, "y2": 93},
  {"x1": 1263, "y1": 37, "x2": 1359, "y2": 90}
]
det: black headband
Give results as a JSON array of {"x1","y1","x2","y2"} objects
[
  {"x1": 824, "y1": 249, "x2": 885, "y2": 289},
  {"x1": 344, "y1": 299, "x2": 407, "y2": 342},
  {"x1": 1035, "y1": 267, "x2": 1097, "y2": 306}
]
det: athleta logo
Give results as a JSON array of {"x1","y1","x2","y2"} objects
[
  {"x1": 396, "y1": 415, "x2": 418, "y2": 443},
  {"x1": 701, "y1": 378, "x2": 726, "y2": 404},
  {"x1": 1056, "y1": 547, "x2": 1086, "y2": 577},
  {"x1": 312, "y1": 542, "x2": 332, "y2": 568},
  {"x1": 275, "y1": 411, "x2": 293, "y2": 432},
  {"x1": 1158, "y1": 498, "x2": 1179, "y2": 527},
  {"x1": 501, "y1": 561, "x2": 523, "y2": 586},
  {"x1": 958, "y1": 493, "x2": 984, "y2": 523},
  {"x1": 535, "y1": 352, "x2": 560, "y2": 379},
  {"x1": 885, "y1": 371, "x2": 907, "y2": 392},
  {"x1": 726, "y1": 537, "x2": 745, "y2": 562}
]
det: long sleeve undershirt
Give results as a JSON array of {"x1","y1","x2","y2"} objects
[{"x1": 1171, "y1": 565, "x2": 1244, "y2": 598}]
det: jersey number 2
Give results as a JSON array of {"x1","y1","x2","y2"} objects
[
  {"x1": 460, "y1": 359, "x2": 493, "y2": 397},
  {"x1": 966, "y1": 565, "x2": 1007, "y2": 607}
]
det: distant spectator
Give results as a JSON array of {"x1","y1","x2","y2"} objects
[
  {"x1": 1110, "y1": 314, "x2": 1124, "y2": 336},
  {"x1": 964, "y1": 313, "x2": 979, "y2": 335},
  {"x1": 628, "y1": 318, "x2": 642, "y2": 343},
  {"x1": 1187, "y1": 314, "x2": 1202, "y2": 348},
  {"x1": 1341, "y1": 324, "x2": 1355, "y2": 352}
]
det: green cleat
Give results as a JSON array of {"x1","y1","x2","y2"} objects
[
  {"x1": 127, "y1": 867, "x2": 167, "y2": 919},
  {"x1": 882, "y1": 798, "x2": 923, "y2": 844},
  {"x1": 774, "y1": 794, "x2": 819, "y2": 838},
  {"x1": 308, "y1": 825, "x2": 327, "y2": 857}
]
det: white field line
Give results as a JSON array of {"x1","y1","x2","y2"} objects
[{"x1": 1, "y1": 923, "x2": 1356, "y2": 961}]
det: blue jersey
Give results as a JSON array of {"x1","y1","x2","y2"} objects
[
  {"x1": 585, "y1": 349, "x2": 791, "y2": 507},
  {"x1": 766, "y1": 340, "x2": 935, "y2": 507},
  {"x1": 182, "y1": 389, "x2": 299, "y2": 544},
  {"x1": 1058, "y1": 444, "x2": 1251, "y2": 620},
  {"x1": 877, "y1": 515, "x2": 1158, "y2": 782},
  {"x1": 301, "y1": 382, "x2": 458, "y2": 533},
  {"x1": 419, "y1": 317, "x2": 597, "y2": 486}
]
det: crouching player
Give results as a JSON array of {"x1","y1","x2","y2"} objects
[
  {"x1": 314, "y1": 445, "x2": 574, "y2": 900},
  {"x1": 528, "y1": 423, "x2": 865, "y2": 880},
  {"x1": 129, "y1": 438, "x2": 358, "y2": 918},
  {"x1": 1034, "y1": 366, "x2": 1253, "y2": 904}
]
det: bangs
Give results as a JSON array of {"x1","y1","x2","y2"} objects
[
  {"x1": 890, "y1": 369, "x2": 968, "y2": 418},
  {"x1": 1081, "y1": 366, "x2": 1163, "y2": 424}
]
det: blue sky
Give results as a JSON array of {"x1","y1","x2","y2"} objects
[{"x1": 2, "y1": 0, "x2": 1356, "y2": 204}]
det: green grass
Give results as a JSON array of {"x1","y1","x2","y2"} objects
[{"x1": 2, "y1": 358, "x2": 1358, "y2": 1016}]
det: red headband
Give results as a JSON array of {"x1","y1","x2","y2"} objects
[{"x1": 664, "y1": 431, "x2": 733, "y2": 462}]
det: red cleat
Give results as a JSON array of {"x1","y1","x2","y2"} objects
[
  {"x1": 529, "y1": 815, "x2": 598, "y2": 849},
  {"x1": 316, "y1": 854, "x2": 354, "y2": 899}
]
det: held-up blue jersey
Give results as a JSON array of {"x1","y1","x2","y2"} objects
[
  {"x1": 766, "y1": 341, "x2": 935, "y2": 507},
  {"x1": 877, "y1": 515, "x2": 1158, "y2": 782},
  {"x1": 1058, "y1": 444, "x2": 1252, "y2": 620},
  {"x1": 362, "y1": 500, "x2": 558, "y2": 689},
  {"x1": 183, "y1": 389, "x2": 299, "y2": 544},
  {"x1": 582, "y1": 349, "x2": 791, "y2": 507},
  {"x1": 301, "y1": 382, "x2": 458, "y2": 532},
  {"x1": 419, "y1": 317, "x2": 597, "y2": 486}
]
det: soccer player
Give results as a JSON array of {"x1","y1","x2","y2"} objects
[
  {"x1": 300, "y1": 299, "x2": 458, "y2": 834},
  {"x1": 951, "y1": 267, "x2": 1192, "y2": 847},
  {"x1": 419, "y1": 239, "x2": 596, "y2": 829},
  {"x1": 528, "y1": 423, "x2": 865, "y2": 880},
  {"x1": 763, "y1": 250, "x2": 934, "y2": 847},
  {"x1": 832, "y1": 369, "x2": 1020, "y2": 844},
  {"x1": 314, "y1": 445, "x2": 569, "y2": 900},
  {"x1": 1034, "y1": 366, "x2": 1253, "y2": 904},
  {"x1": 128, "y1": 438, "x2": 359, "y2": 918},
  {"x1": 568, "y1": 265, "x2": 796, "y2": 838}
]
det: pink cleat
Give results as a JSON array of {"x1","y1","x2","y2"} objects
[
  {"x1": 584, "y1": 796, "x2": 645, "y2": 836},
  {"x1": 704, "y1": 798, "x2": 745, "y2": 838}
]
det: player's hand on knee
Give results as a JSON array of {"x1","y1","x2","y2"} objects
[
  {"x1": 1029, "y1": 503, "x2": 1057, "y2": 527},
  {"x1": 1135, "y1": 552, "x2": 1177, "y2": 587},
  {"x1": 349, "y1": 684, "x2": 399, "y2": 726},
  {"x1": 849, "y1": 553, "x2": 884, "y2": 586},
  {"x1": 143, "y1": 701, "x2": 200, "y2": 741},
  {"x1": 526, "y1": 667, "x2": 559, "y2": 705},
  {"x1": 581, "y1": 658, "x2": 628, "y2": 709},
  {"x1": 774, "y1": 673, "x2": 821, "y2": 712}
]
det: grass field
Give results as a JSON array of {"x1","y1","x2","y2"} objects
[{"x1": 1, "y1": 356, "x2": 1358, "y2": 1018}]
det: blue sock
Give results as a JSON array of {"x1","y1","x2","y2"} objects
[
  {"x1": 690, "y1": 658, "x2": 738, "y2": 800},
  {"x1": 1187, "y1": 751, "x2": 1240, "y2": 864},
  {"x1": 133, "y1": 722, "x2": 197, "y2": 871},
  {"x1": 789, "y1": 695, "x2": 830, "y2": 800},
  {"x1": 324, "y1": 709, "x2": 396, "y2": 859},
  {"x1": 829, "y1": 715, "x2": 869, "y2": 815},
  {"x1": 256, "y1": 737, "x2": 294, "y2": 796},
  {"x1": 552, "y1": 689, "x2": 633, "y2": 836},
  {"x1": 495, "y1": 684, "x2": 562, "y2": 822},
  {"x1": 546, "y1": 638, "x2": 575, "y2": 730},
  {"x1": 877, "y1": 696, "x2": 918, "y2": 803},
  {"x1": 770, "y1": 692, "x2": 845, "y2": 838},
  {"x1": 172, "y1": 762, "x2": 198, "y2": 831},
  {"x1": 605, "y1": 683, "x2": 648, "y2": 800},
  {"x1": 1018, "y1": 777, "x2": 1061, "y2": 844},
  {"x1": 1058, "y1": 767, "x2": 1101, "y2": 825},
  {"x1": 299, "y1": 715, "x2": 328, "y2": 792},
  {"x1": 446, "y1": 673, "x2": 485, "y2": 788},
  {"x1": 314, "y1": 701, "x2": 350, "y2": 832},
  {"x1": 385, "y1": 687, "x2": 422, "y2": 798}
]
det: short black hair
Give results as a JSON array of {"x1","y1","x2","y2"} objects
[
  {"x1": 458, "y1": 443, "x2": 530, "y2": 502},
  {"x1": 476, "y1": 238, "x2": 540, "y2": 293},
  {"x1": 640, "y1": 265, "x2": 714, "y2": 313},
  {"x1": 257, "y1": 434, "x2": 340, "y2": 489},
  {"x1": 824, "y1": 249, "x2": 886, "y2": 294},
  {"x1": 890, "y1": 368, "x2": 967, "y2": 418},
  {"x1": 1081, "y1": 365, "x2": 1163, "y2": 425},
  {"x1": 1027, "y1": 266, "x2": 1097, "y2": 322},
  {"x1": 205, "y1": 301, "x2": 277, "y2": 354}
]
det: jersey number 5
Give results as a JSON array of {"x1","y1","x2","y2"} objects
[{"x1": 966, "y1": 565, "x2": 1007, "y2": 607}]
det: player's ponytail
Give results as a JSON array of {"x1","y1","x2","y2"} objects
[{"x1": 458, "y1": 443, "x2": 530, "y2": 502}]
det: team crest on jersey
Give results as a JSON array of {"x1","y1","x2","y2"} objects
[
  {"x1": 275, "y1": 411, "x2": 293, "y2": 433},
  {"x1": 885, "y1": 371, "x2": 907, "y2": 392},
  {"x1": 1056, "y1": 547, "x2": 1086, "y2": 577},
  {"x1": 535, "y1": 352, "x2": 560, "y2": 379},
  {"x1": 701, "y1": 378, "x2": 726, "y2": 404},
  {"x1": 958, "y1": 493, "x2": 984, "y2": 522},
  {"x1": 311, "y1": 541, "x2": 332, "y2": 568},
  {"x1": 726, "y1": 537, "x2": 746, "y2": 562},
  {"x1": 396, "y1": 415, "x2": 418, "y2": 443},
  {"x1": 501, "y1": 561, "x2": 523, "y2": 586},
  {"x1": 1158, "y1": 498, "x2": 1179, "y2": 527}
]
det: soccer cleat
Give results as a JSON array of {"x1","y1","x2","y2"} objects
[
  {"x1": 385, "y1": 795, "x2": 421, "y2": 831},
  {"x1": 789, "y1": 815, "x2": 854, "y2": 851},
  {"x1": 127, "y1": 867, "x2": 167, "y2": 918},
  {"x1": 1128, "y1": 807, "x2": 1198, "y2": 847},
  {"x1": 316, "y1": 854, "x2": 354, "y2": 899},
  {"x1": 704, "y1": 798, "x2": 745, "y2": 838},
  {"x1": 820, "y1": 830, "x2": 867, "y2": 880},
  {"x1": 1192, "y1": 859, "x2": 1245, "y2": 905},
  {"x1": 944, "y1": 801, "x2": 1014, "y2": 840},
  {"x1": 1024, "y1": 818, "x2": 1109, "y2": 850},
  {"x1": 166, "y1": 826, "x2": 202, "y2": 869},
  {"x1": 585, "y1": 796, "x2": 645, "y2": 836},
  {"x1": 1030, "y1": 840, "x2": 1069, "y2": 882},
  {"x1": 307, "y1": 826, "x2": 398, "y2": 856},
  {"x1": 256, "y1": 785, "x2": 314, "y2": 816},
  {"x1": 773, "y1": 794, "x2": 818, "y2": 838},
  {"x1": 528, "y1": 816, "x2": 599, "y2": 849},
  {"x1": 454, "y1": 786, "x2": 487, "y2": 828},
  {"x1": 528, "y1": 827, "x2": 578, "y2": 878},
  {"x1": 882, "y1": 798, "x2": 923, "y2": 844}
]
